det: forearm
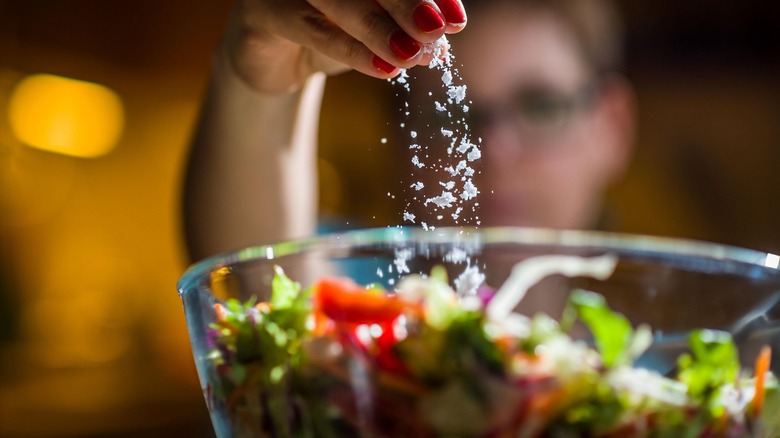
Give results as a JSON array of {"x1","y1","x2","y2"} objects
[{"x1": 183, "y1": 51, "x2": 326, "y2": 262}]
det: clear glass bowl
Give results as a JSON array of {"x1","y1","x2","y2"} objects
[{"x1": 177, "y1": 227, "x2": 780, "y2": 437}]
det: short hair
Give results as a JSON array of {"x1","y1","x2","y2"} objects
[{"x1": 460, "y1": 0, "x2": 624, "y2": 80}]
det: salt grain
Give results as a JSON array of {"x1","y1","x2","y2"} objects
[
  {"x1": 425, "y1": 191, "x2": 457, "y2": 208},
  {"x1": 442, "y1": 71, "x2": 453, "y2": 86},
  {"x1": 461, "y1": 180, "x2": 478, "y2": 200},
  {"x1": 447, "y1": 85, "x2": 467, "y2": 104}
]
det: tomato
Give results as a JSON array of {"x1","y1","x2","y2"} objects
[{"x1": 314, "y1": 277, "x2": 407, "y2": 324}]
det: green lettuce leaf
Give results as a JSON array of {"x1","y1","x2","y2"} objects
[{"x1": 566, "y1": 290, "x2": 634, "y2": 368}]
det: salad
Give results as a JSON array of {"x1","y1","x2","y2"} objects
[{"x1": 203, "y1": 255, "x2": 778, "y2": 437}]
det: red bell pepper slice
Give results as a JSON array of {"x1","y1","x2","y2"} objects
[{"x1": 314, "y1": 276, "x2": 406, "y2": 324}]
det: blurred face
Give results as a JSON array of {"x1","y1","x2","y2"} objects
[{"x1": 404, "y1": 4, "x2": 630, "y2": 229}]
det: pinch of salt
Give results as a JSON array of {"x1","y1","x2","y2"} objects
[
  {"x1": 403, "y1": 211, "x2": 416, "y2": 223},
  {"x1": 409, "y1": 143, "x2": 421, "y2": 150},
  {"x1": 410, "y1": 131, "x2": 417, "y2": 139},
  {"x1": 411, "y1": 155, "x2": 425, "y2": 168},
  {"x1": 411, "y1": 182, "x2": 424, "y2": 191},
  {"x1": 440, "y1": 181, "x2": 455, "y2": 190},
  {"x1": 435, "y1": 101, "x2": 447, "y2": 112},
  {"x1": 467, "y1": 147, "x2": 482, "y2": 161},
  {"x1": 441, "y1": 128, "x2": 453, "y2": 137}
]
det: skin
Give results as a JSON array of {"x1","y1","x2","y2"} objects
[{"x1": 183, "y1": 0, "x2": 633, "y2": 262}]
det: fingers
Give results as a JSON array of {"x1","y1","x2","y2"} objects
[
  {"x1": 308, "y1": 0, "x2": 466, "y2": 75},
  {"x1": 252, "y1": 0, "x2": 393, "y2": 79},
  {"x1": 377, "y1": 0, "x2": 467, "y2": 38},
  {"x1": 237, "y1": 0, "x2": 468, "y2": 84}
]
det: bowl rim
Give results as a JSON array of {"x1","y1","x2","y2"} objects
[{"x1": 177, "y1": 226, "x2": 780, "y2": 297}]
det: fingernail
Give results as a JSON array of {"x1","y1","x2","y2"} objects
[
  {"x1": 372, "y1": 55, "x2": 397, "y2": 74},
  {"x1": 435, "y1": 0, "x2": 466, "y2": 24},
  {"x1": 414, "y1": 4, "x2": 445, "y2": 33},
  {"x1": 389, "y1": 31, "x2": 421, "y2": 61}
]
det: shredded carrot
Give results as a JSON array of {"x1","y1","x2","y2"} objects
[
  {"x1": 752, "y1": 345, "x2": 772, "y2": 416},
  {"x1": 214, "y1": 303, "x2": 226, "y2": 321}
]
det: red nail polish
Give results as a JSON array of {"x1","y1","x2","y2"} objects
[
  {"x1": 435, "y1": 0, "x2": 466, "y2": 24},
  {"x1": 372, "y1": 55, "x2": 396, "y2": 74},
  {"x1": 389, "y1": 31, "x2": 421, "y2": 61},
  {"x1": 414, "y1": 4, "x2": 445, "y2": 33}
]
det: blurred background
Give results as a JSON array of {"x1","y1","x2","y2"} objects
[{"x1": 0, "y1": 1, "x2": 779, "y2": 437}]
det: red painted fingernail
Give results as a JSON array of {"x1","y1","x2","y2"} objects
[
  {"x1": 389, "y1": 31, "x2": 421, "y2": 61},
  {"x1": 372, "y1": 55, "x2": 397, "y2": 74},
  {"x1": 414, "y1": 4, "x2": 445, "y2": 33},
  {"x1": 435, "y1": 0, "x2": 466, "y2": 24}
]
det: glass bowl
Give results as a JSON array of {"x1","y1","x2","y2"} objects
[{"x1": 177, "y1": 227, "x2": 780, "y2": 437}]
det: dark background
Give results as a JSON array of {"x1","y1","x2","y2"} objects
[{"x1": 0, "y1": 1, "x2": 779, "y2": 436}]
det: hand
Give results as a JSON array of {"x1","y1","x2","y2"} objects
[{"x1": 220, "y1": 0, "x2": 467, "y2": 94}]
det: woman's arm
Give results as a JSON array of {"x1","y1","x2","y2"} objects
[{"x1": 183, "y1": 50, "x2": 326, "y2": 261}]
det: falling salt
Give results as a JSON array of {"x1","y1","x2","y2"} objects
[
  {"x1": 461, "y1": 180, "x2": 478, "y2": 200},
  {"x1": 425, "y1": 191, "x2": 457, "y2": 208},
  {"x1": 447, "y1": 85, "x2": 467, "y2": 104},
  {"x1": 456, "y1": 139, "x2": 472, "y2": 154},
  {"x1": 441, "y1": 71, "x2": 453, "y2": 86},
  {"x1": 389, "y1": 34, "x2": 481, "y2": 231},
  {"x1": 452, "y1": 206, "x2": 463, "y2": 221}
]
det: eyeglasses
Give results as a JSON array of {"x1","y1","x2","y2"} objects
[{"x1": 466, "y1": 83, "x2": 599, "y2": 142}]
